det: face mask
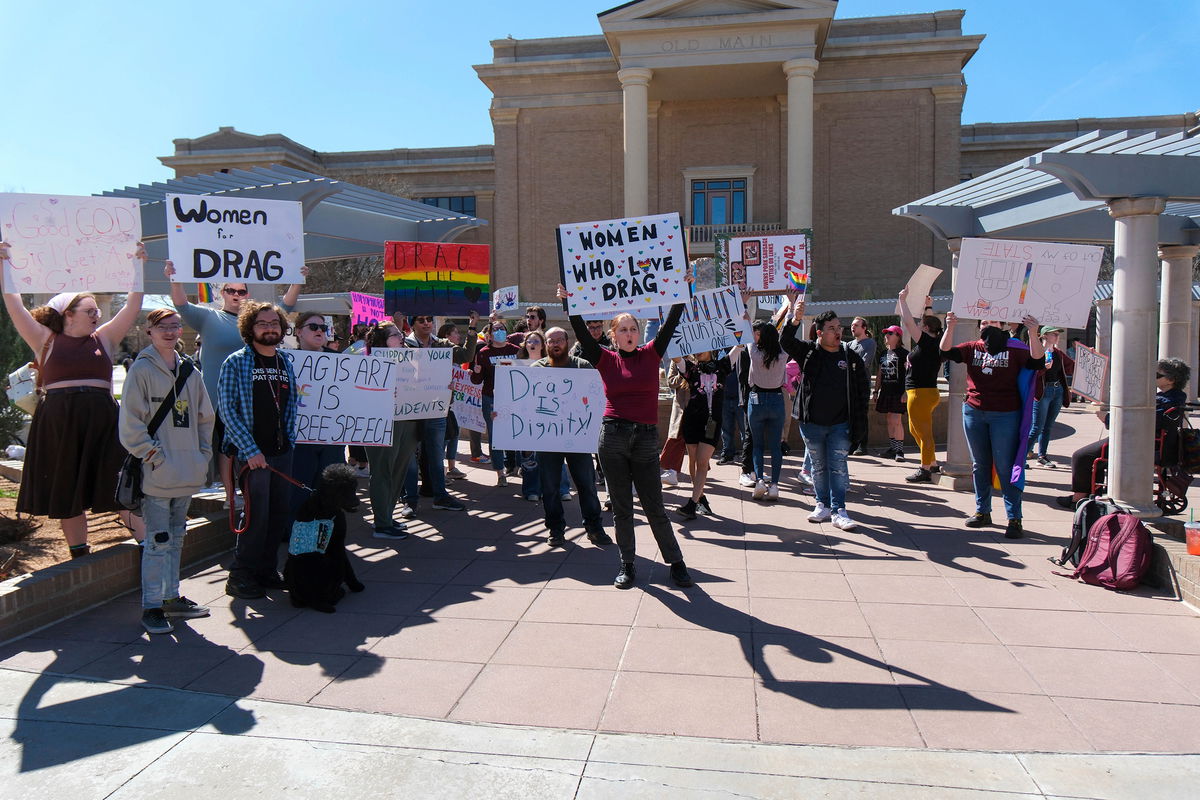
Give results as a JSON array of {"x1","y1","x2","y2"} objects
[
  {"x1": 492, "y1": 329, "x2": 507, "y2": 344},
  {"x1": 981, "y1": 326, "x2": 1009, "y2": 355}
]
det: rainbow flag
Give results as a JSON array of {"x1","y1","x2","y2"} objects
[
  {"x1": 196, "y1": 283, "x2": 214, "y2": 304},
  {"x1": 384, "y1": 241, "x2": 490, "y2": 317}
]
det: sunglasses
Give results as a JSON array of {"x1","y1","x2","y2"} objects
[
  {"x1": 301, "y1": 323, "x2": 330, "y2": 333},
  {"x1": 223, "y1": 287, "x2": 249, "y2": 296},
  {"x1": 1156, "y1": 373, "x2": 1165, "y2": 379}
]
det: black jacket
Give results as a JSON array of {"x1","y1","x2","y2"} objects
[{"x1": 779, "y1": 322, "x2": 870, "y2": 444}]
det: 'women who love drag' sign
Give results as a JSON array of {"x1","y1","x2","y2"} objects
[{"x1": 557, "y1": 212, "x2": 690, "y2": 315}]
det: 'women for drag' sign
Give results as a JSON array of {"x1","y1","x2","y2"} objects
[
  {"x1": 492, "y1": 366, "x2": 604, "y2": 453},
  {"x1": 280, "y1": 350, "x2": 397, "y2": 446},
  {"x1": 167, "y1": 194, "x2": 305, "y2": 285},
  {"x1": 384, "y1": 241, "x2": 490, "y2": 317},
  {"x1": 0, "y1": 193, "x2": 143, "y2": 293},
  {"x1": 557, "y1": 213, "x2": 690, "y2": 315},
  {"x1": 371, "y1": 347, "x2": 455, "y2": 420},
  {"x1": 657, "y1": 286, "x2": 754, "y2": 359}
]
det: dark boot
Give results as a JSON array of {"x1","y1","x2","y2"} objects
[{"x1": 614, "y1": 562, "x2": 636, "y2": 590}]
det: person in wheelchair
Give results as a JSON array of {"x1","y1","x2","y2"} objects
[{"x1": 1056, "y1": 357, "x2": 1190, "y2": 509}]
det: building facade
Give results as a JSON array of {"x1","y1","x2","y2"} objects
[{"x1": 159, "y1": 1, "x2": 1195, "y2": 303}]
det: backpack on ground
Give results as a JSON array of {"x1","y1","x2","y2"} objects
[
  {"x1": 1051, "y1": 497, "x2": 1119, "y2": 568},
  {"x1": 1062, "y1": 511, "x2": 1153, "y2": 591}
]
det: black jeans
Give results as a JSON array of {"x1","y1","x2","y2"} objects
[
  {"x1": 539, "y1": 451, "x2": 603, "y2": 535},
  {"x1": 231, "y1": 450, "x2": 293, "y2": 584},
  {"x1": 598, "y1": 421, "x2": 683, "y2": 565}
]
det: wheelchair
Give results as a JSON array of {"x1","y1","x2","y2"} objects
[{"x1": 1090, "y1": 405, "x2": 1193, "y2": 516}]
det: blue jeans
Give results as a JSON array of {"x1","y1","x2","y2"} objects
[
  {"x1": 1029, "y1": 382, "x2": 1065, "y2": 458},
  {"x1": 481, "y1": 395, "x2": 507, "y2": 472},
  {"x1": 539, "y1": 452, "x2": 603, "y2": 535},
  {"x1": 403, "y1": 417, "x2": 450, "y2": 503},
  {"x1": 290, "y1": 443, "x2": 342, "y2": 507},
  {"x1": 747, "y1": 391, "x2": 785, "y2": 483},
  {"x1": 962, "y1": 404, "x2": 1023, "y2": 520},
  {"x1": 799, "y1": 422, "x2": 851, "y2": 510},
  {"x1": 141, "y1": 495, "x2": 190, "y2": 607}
]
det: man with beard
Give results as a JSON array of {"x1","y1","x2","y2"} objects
[{"x1": 218, "y1": 302, "x2": 299, "y2": 599}]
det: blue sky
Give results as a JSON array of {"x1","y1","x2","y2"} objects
[{"x1": 2, "y1": 0, "x2": 1195, "y2": 197}]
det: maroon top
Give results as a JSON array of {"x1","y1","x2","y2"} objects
[
  {"x1": 944, "y1": 341, "x2": 1043, "y2": 412},
  {"x1": 40, "y1": 333, "x2": 111, "y2": 386},
  {"x1": 470, "y1": 342, "x2": 521, "y2": 397}
]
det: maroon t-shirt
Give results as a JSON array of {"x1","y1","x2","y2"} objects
[
  {"x1": 596, "y1": 345, "x2": 662, "y2": 425},
  {"x1": 945, "y1": 341, "x2": 1044, "y2": 412},
  {"x1": 470, "y1": 342, "x2": 521, "y2": 397}
]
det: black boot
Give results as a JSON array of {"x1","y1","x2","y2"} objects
[
  {"x1": 669, "y1": 561, "x2": 694, "y2": 588},
  {"x1": 614, "y1": 562, "x2": 636, "y2": 590}
]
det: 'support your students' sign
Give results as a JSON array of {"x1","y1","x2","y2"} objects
[
  {"x1": 371, "y1": 347, "x2": 454, "y2": 420},
  {"x1": 281, "y1": 351, "x2": 397, "y2": 446},
  {"x1": 167, "y1": 194, "x2": 305, "y2": 285},
  {"x1": 493, "y1": 366, "x2": 604, "y2": 453}
]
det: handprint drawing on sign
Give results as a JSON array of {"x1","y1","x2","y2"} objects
[
  {"x1": 976, "y1": 258, "x2": 1019, "y2": 302},
  {"x1": 1030, "y1": 264, "x2": 1086, "y2": 325}
]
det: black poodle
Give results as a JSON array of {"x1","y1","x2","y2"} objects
[{"x1": 284, "y1": 463, "x2": 364, "y2": 613}]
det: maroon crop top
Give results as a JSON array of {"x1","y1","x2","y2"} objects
[{"x1": 40, "y1": 334, "x2": 112, "y2": 385}]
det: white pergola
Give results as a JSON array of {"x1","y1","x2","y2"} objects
[{"x1": 895, "y1": 127, "x2": 1200, "y2": 517}]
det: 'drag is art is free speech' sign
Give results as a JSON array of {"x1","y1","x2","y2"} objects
[
  {"x1": 280, "y1": 350, "x2": 397, "y2": 446},
  {"x1": 166, "y1": 193, "x2": 305, "y2": 285},
  {"x1": 492, "y1": 366, "x2": 604, "y2": 453},
  {"x1": 656, "y1": 286, "x2": 754, "y2": 359},
  {"x1": 371, "y1": 347, "x2": 455, "y2": 421},
  {"x1": 0, "y1": 192, "x2": 143, "y2": 293},
  {"x1": 557, "y1": 212, "x2": 690, "y2": 315}
]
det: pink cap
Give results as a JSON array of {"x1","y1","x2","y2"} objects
[{"x1": 883, "y1": 325, "x2": 903, "y2": 336}]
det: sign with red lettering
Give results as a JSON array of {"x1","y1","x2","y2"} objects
[
  {"x1": 729, "y1": 231, "x2": 811, "y2": 295},
  {"x1": 166, "y1": 194, "x2": 305, "y2": 285}
]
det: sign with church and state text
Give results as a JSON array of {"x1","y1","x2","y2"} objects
[
  {"x1": 166, "y1": 194, "x2": 305, "y2": 285},
  {"x1": 556, "y1": 212, "x2": 690, "y2": 315}
]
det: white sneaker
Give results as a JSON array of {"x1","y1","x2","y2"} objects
[
  {"x1": 832, "y1": 509, "x2": 858, "y2": 531},
  {"x1": 738, "y1": 473, "x2": 757, "y2": 488},
  {"x1": 767, "y1": 483, "x2": 779, "y2": 501},
  {"x1": 752, "y1": 479, "x2": 768, "y2": 500},
  {"x1": 797, "y1": 470, "x2": 813, "y2": 486},
  {"x1": 660, "y1": 469, "x2": 679, "y2": 486},
  {"x1": 807, "y1": 503, "x2": 831, "y2": 523}
]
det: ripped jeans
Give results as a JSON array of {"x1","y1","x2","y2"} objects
[{"x1": 141, "y1": 495, "x2": 191, "y2": 608}]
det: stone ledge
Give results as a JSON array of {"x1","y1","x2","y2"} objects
[{"x1": 1147, "y1": 520, "x2": 1200, "y2": 609}]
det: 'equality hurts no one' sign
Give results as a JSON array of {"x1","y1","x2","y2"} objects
[{"x1": 166, "y1": 193, "x2": 305, "y2": 285}]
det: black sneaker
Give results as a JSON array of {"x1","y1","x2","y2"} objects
[
  {"x1": 161, "y1": 596, "x2": 210, "y2": 619},
  {"x1": 373, "y1": 524, "x2": 410, "y2": 540},
  {"x1": 696, "y1": 495, "x2": 713, "y2": 516},
  {"x1": 964, "y1": 512, "x2": 993, "y2": 528},
  {"x1": 225, "y1": 578, "x2": 265, "y2": 599},
  {"x1": 433, "y1": 496, "x2": 465, "y2": 511},
  {"x1": 614, "y1": 562, "x2": 636, "y2": 590},
  {"x1": 676, "y1": 500, "x2": 697, "y2": 520},
  {"x1": 586, "y1": 530, "x2": 613, "y2": 547},
  {"x1": 141, "y1": 608, "x2": 174, "y2": 635},
  {"x1": 1055, "y1": 495, "x2": 1079, "y2": 510},
  {"x1": 905, "y1": 468, "x2": 932, "y2": 483},
  {"x1": 894, "y1": 451, "x2": 905, "y2": 463},
  {"x1": 1005, "y1": 519, "x2": 1024, "y2": 539},
  {"x1": 716, "y1": 455, "x2": 735, "y2": 466},
  {"x1": 851, "y1": 445, "x2": 868, "y2": 456},
  {"x1": 929, "y1": 465, "x2": 942, "y2": 474},
  {"x1": 669, "y1": 561, "x2": 694, "y2": 588},
  {"x1": 547, "y1": 531, "x2": 566, "y2": 548},
  {"x1": 258, "y1": 572, "x2": 286, "y2": 590}
]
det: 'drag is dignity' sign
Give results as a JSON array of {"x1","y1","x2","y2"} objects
[
  {"x1": 280, "y1": 351, "x2": 397, "y2": 446},
  {"x1": 167, "y1": 193, "x2": 305, "y2": 285},
  {"x1": 371, "y1": 347, "x2": 454, "y2": 421},
  {"x1": 492, "y1": 366, "x2": 604, "y2": 453}
]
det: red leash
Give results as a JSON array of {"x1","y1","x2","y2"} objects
[{"x1": 227, "y1": 464, "x2": 313, "y2": 534}]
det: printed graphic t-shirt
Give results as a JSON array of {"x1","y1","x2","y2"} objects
[
  {"x1": 806, "y1": 347, "x2": 849, "y2": 426},
  {"x1": 944, "y1": 341, "x2": 1044, "y2": 412},
  {"x1": 252, "y1": 353, "x2": 291, "y2": 456}
]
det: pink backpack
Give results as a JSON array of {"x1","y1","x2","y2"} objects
[{"x1": 1068, "y1": 512, "x2": 1152, "y2": 591}]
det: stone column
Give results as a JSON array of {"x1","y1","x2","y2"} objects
[
  {"x1": 618, "y1": 67, "x2": 653, "y2": 218},
  {"x1": 1159, "y1": 245, "x2": 1200, "y2": 396},
  {"x1": 782, "y1": 58, "x2": 818, "y2": 230},
  {"x1": 1107, "y1": 197, "x2": 1167, "y2": 516},
  {"x1": 941, "y1": 238, "x2": 974, "y2": 491},
  {"x1": 490, "y1": 108, "x2": 520, "y2": 291}
]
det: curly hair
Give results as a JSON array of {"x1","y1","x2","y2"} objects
[
  {"x1": 1158, "y1": 358, "x2": 1190, "y2": 391},
  {"x1": 237, "y1": 301, "x2": 288, "y2": 344},
  {"x1": 30, "y1": 293, "x2": 95, "y2": 334}
]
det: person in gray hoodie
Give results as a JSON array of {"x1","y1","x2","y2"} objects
[{"x1": 120, "y1": 308, "x2": 216, "y2": 635}]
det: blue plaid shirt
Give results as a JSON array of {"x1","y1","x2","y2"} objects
[{"x1": 217, "y1": 345, "x2": 298, "y2": 460}]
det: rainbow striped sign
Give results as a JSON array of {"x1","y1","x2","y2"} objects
[{"x1": 384, "y1": 241, "x2": 490, "y2": 317}]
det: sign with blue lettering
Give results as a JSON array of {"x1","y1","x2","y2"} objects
[
  {"x1": 492, "y1": 366, "x2": 605, "y2": 453},
  {"x1": 656, "y1": 286, "x2": 753, "y2": 359},
  {"x1": 371, "y1": 347, "x2": 454, "y2": 421},
  {"x1": 166, "y1": 193, "x2": 305, "y2": 285},
  {"x1": 557, "y1": 212, "x2": 690, "y2": 315}
]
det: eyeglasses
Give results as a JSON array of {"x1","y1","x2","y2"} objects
[
  {"x1": 77, "y1": 308, "x2": 102, "y2": 319},
  {"x1": 154, "y1": 324, "x2": 183, "y2": 332},
  {"x1": 254, "y1": 321, "x2": 282, "y2": 329},
  {"x1": 301, "y1": 323, "x2": 330, "y2": 333},
  {"x1": 223, "y1": 287, "x2": 249, "y2": 297},
  {"x1": 413, "y1": 316, "x2": 433, "y2": 323}
]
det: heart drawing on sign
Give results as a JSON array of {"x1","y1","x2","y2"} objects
[
  {"x1": 464, "y1": 287, "x2": 482, "y2": 302},
  {"x1": 581, "y1": 397, "x2": 589, "y2": 405}
]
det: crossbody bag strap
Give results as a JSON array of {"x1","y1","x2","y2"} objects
[
  {"x1": 33, "y1": 334, "x2": 55, "y2": 395},
  {"x1": 146, "y1": 358, "x2": 196, "y2": 439}
]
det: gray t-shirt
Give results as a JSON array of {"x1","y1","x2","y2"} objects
[
  {"x1": 849, "y1": 336, "x2": 877, "y2": 376},
  {"x1": 177, "y1": 303, "x2": 245, "y2": 411}
]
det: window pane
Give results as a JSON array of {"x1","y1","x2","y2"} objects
[
  {"x1": 464, "y1": 197, "x2": 476, "y2": 216},
  {"x1": 692, "y1": 180, "x2": 706, "y2": 192},
  {"x1": 711, "y1": 196, "x2": 728, "y2": 225},
  {"x1": 692, "y1": 193, "x2": 706, "y2": 225},
  {"x1": 708, "y1": 181, "x2": 731, "y2": 190},
  {"x1": 732, "y1": 191, "x2": 745, "y2": 224},
  {"x1": 733, "y1": 180, "x2": 746, "y2": 189}
]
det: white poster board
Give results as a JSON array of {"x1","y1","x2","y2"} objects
[
  {"x1": 896, "y1": 264, "x2": 943, "y2": 317},
  {"x1": 1071, "y1": 344, "x2": 1109, "y2": 404},
  {"x1": 280, "y1": 350, "x2": 397, "y2": 446},
  {"x1": 0, "y1": 193, "x2": 143, "y2": 293},
  {"x1": 729, "y1": 232, "x2": 810, "y2": 295},
  {"x1": 166, "y1": 193, "x2": 305, "y2": 285},
  {"x1": 952, "y1": 238, "x2": 1102, "y2": 328},
  {"x1": 557, "y1": 212, "x2": 690, "y2": 315},
  {"x1": 656, "y1": 286, "x2": 754, "y2": 359},
  {"x1": 492, "y1": 285, "x2": 518, "y2": 313},
  {"x1": 450, "y1": 365, "x2": 486, "y2": 433},
  {"x1": 492, "y1": 366, "x2": 604, "y2": 453},
  {"x1": 371, "y1": 347, "x2": 454, "y2": 420}
]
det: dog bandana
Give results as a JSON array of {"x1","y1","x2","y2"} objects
[{"x1": 288, "y1": 518, "x2": 334, "y2": 555}]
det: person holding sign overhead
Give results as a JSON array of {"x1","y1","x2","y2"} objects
[
  {"x1": 558, "y1": 278, "x2": 695, "y2": 590},
  {"x1": 896, "y1": 289, "x2": 944, "y2": 483},
  {"x1": 1, "y1": 241, "x2": 148, "y2": 557}
]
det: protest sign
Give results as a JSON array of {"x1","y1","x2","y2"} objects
[
  {"x1": 729, "y1": 232, "x2": 811, "y2": 295},
  {"x1": 280, "y1": 350, "x2": 397, "y2": 446},
  {"x1": 384, "y1": 241, "x2": 490, "y2": 317},
  {"x1": 952, "y1": 238, "x2": 1102, "y2": 328},
  {"x1": 492, "y1": 366, "x2": 604, "y2": 453},
  {"x1": 557, "y1": 212, "x2": 690, "y2": 315},
  {"x1": 166, "y1": 194, "x2": 305, "y2": 285},
  {"x1": 371, "y1": 347, "x2": 454, "y2": 420},
  {"x1": 492, "y1": 285, "x2": 518, "y2": 313},
  {"x1": 656, "y1": 286, "x2": 753, "y2": 359},
  {"x1": 351, "y1": 292, "x2": 385, "y2": 327},
  {"x1": 0, "y1": 193, "x2": 142, "y2": 293},
  {"x1": 896, "y1": 264, "x2": 943, "y2": 317},
  {"x1": 450, "y1": 365, "x2": 486, "y2": 432},
  {"x1": 1071, "y1": 344, "x2": 1109, "y2": 404},
  {"x1": 714, "y1": 229, "x2": 811, "y2": 297}
]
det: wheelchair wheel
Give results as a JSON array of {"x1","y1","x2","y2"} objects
[{"x1": 1156, "y1": 486, "x2": 1188, "y2": 516}]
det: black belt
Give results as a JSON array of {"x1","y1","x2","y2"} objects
[
  {"x1": 603, "y1": 418, "x2": 657, "y2": 430},
  {"x1": 44, "y1": 386, "x2": 109, "y2": 395},
  {"x1": 751, "y1": 386, "x2": 782, "y2": 393}
]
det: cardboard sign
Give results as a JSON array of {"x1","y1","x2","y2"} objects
[
  {"x1": 492, "y1": 285, "x2": 518, "y2": 313},
  {"x1": 557, "y1": 212, "x2": 690, "y2": 315},
  {"x1": 280, "y1": 350, "x2": 397, "y2": 446},
  {"x1": 167, "y1": 194, "x2": 305, "y2": 285},
  {"x1": 351, "y1": 293, "x2": 385, "y2": 327},
  {"x1": 492, "y1": 366, "x2": 604, "y2": 453},
  {"x1": 450, "y1": 365, "x2": 486, "y2": 433},
  {"x1": 371, "y1": 347, "x2": 454, "y2": 420},
  {"x1": 0, "y1": 193, "x2": 143, "y2": 293},
  {"x1": 1071, "y1": 343, "x2": 1109, "y2": 404},
  {"x1": 953, "y1": 238, "x2": 1102, "y2": 328},
  {"x1": 729, "y1": 232, "x2": 811, "y2": 295},
  {"x1": 896, "y1": 264, "x2": 943, "y2": 317},
  {"x1": 384, "y1": 241, "x2": 490, "y2": 317},
  {"x1": 656, "y1": 286, "x2": 753, "y2": 359}
]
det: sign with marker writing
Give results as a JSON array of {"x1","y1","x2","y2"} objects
[
  {"x1": 493, "y1": 366, "x2": 604, "y2": 453},
  {"x1": 0, "y1": 193, "x2": 143, "y2": 293},
  {"x1": 656, "y1": 286, "x2": 753, "y2": 359},
  {"x1": 952, "y1": 238, "x2": 1102, "y2": 328},
  {"x1": 1070, "y1": 343, "x2": 1109, "y2": 404},
  {"x1": 450, "y1": 365, "x2": 486, "y2": 433},
  {"x1": 167, "y1": 194, "x2": 305, "y2": 285},
  {"x1": 280, "y1": 351, "x2": 396, "y2": 446},
  {"x1": 371, "y1": 347, "x2": 454, "y2": 420},
  {"x1": 384, "y1": 241, "x2": 490, "y2": 317},
  {"x1": 729, "y1": 232, "x2": 811, "y2": 295},
  {"x1": 557, "y1": 212, "x2": 690, "y2": 315},
  {"x1": 351, "y1": 292, "x2": 385, "y2": 327}
]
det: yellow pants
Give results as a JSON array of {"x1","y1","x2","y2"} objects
[{"x1": 906, "y1": 388, "x2": 941, "y2": 466}]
